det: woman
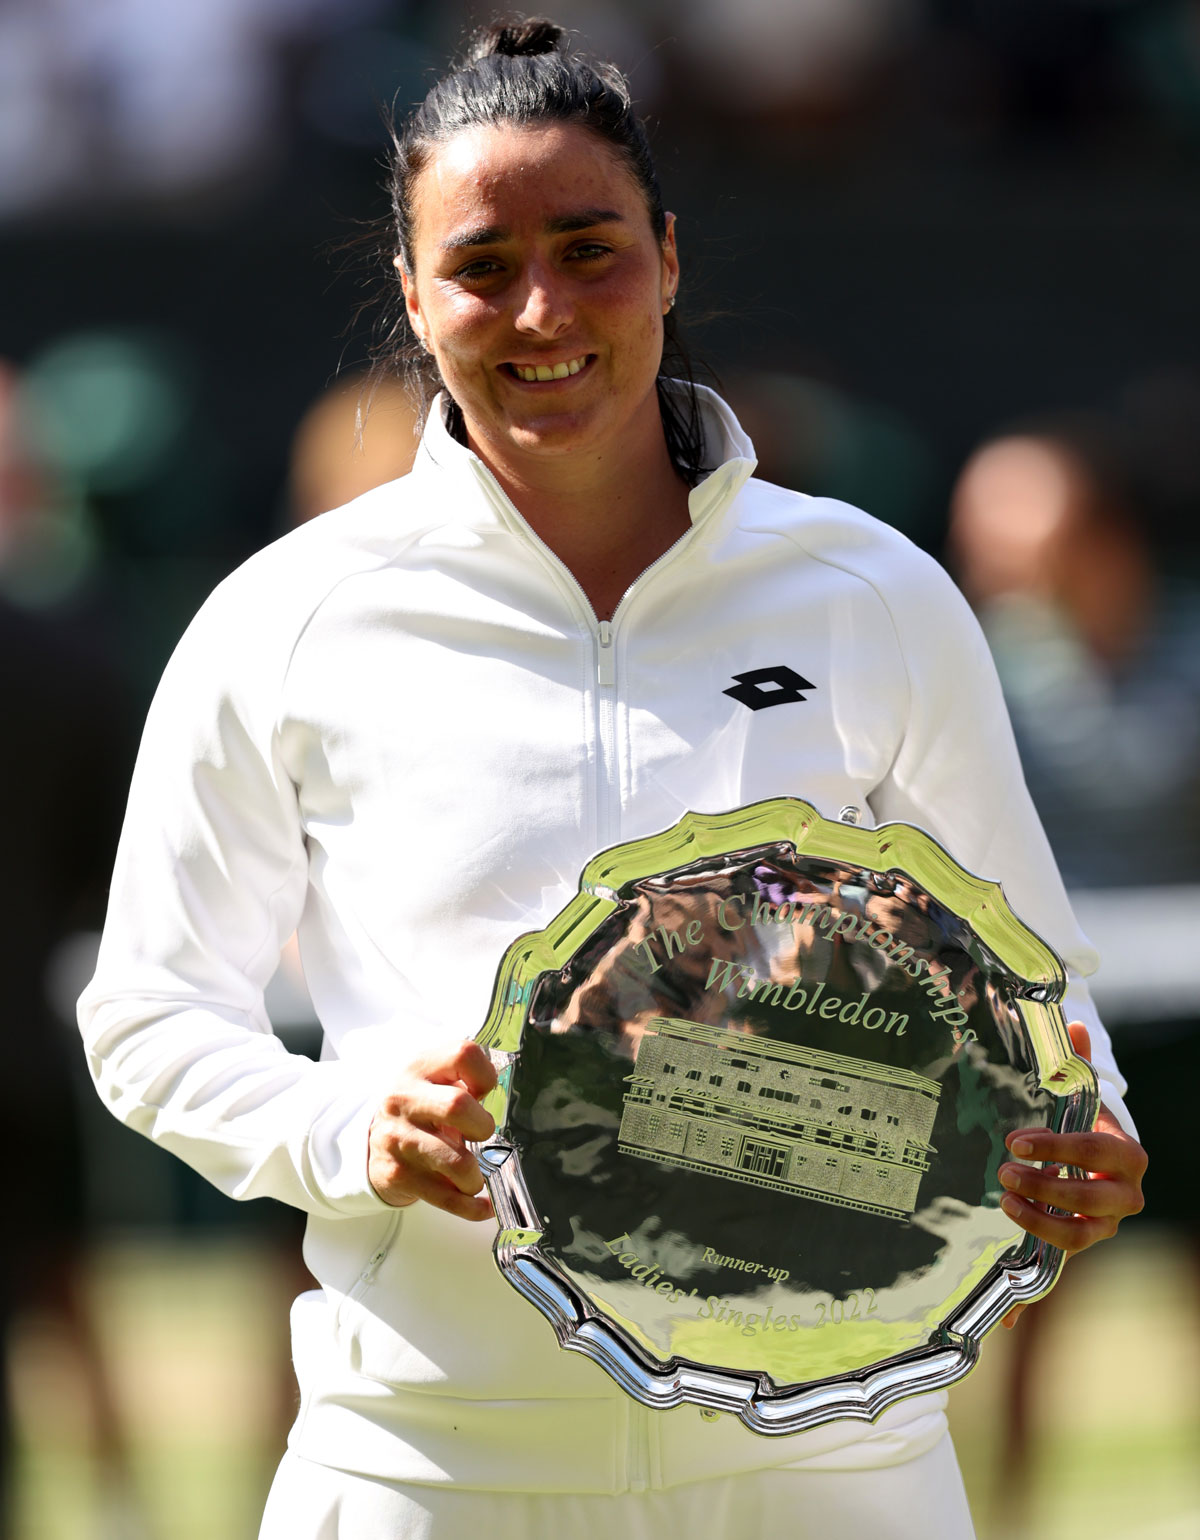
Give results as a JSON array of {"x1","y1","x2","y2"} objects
[{"x1": 79, "y1": 18, "x2": 1146, "y2": 1539}]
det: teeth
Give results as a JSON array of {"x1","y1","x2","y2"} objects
[{"x1": 511, "y1": 357, "x2": 587, "y2": 381}]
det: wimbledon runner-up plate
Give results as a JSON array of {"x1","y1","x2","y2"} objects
[{"x1": 473, "y1": 798, "x2": 1096, "y2": 1435}]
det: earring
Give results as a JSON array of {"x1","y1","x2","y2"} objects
[
  {"x1": 665, "y1": 294, "x2": 676, "y2": 312},
  {"x1": 418, "y1": 337, "x2": 431, "y2": 353}
]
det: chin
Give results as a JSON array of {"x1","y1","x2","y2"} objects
[{"x1": 499, "y1": 408, "x2": 606, "y2": 457}]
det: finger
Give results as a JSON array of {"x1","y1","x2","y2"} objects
[
  {"x1": 413, "y1": 1040, "x2": 499, "y2": 1099},
  {"x1": 456, "y1": 1039, "x2": 500, "y2": 1099},
  {"x1": 1004, "y1": 1127, "x2": 1146, "y2": 1180},
  {"x1": 386, "y1": 1164, "x2": 495, "y2": 1222},
  {"x1": 383, "y1": 1080, "x2": 496, "y2": 1144},
  {"x1": 1002, "y1": 1302, "x2": 1029, "y2": 1329},
  {"x1": 428, "y1": 1081, "x2": 496, "y2": 1143},
  {"x1": 999, "y1": 1191, "x2": 1119, "y2": 1253},
  {"x1": 999, "y1": 1164, "x2": 1139, "y2": 1219},
  {"x1": 1005, "y1": 1020, "x2": 1096, "y2": 1158},
  {"x1": 374, "y1": 1119, "x2": 490, "y2": 1197},
  {"x1": 422, "y1": 1128, "x2": 490, "y2": 1196}
]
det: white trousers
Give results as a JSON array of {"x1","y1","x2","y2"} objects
[{"x1": 259, "y1": 1432, "x2": 976, "y2": 1540}]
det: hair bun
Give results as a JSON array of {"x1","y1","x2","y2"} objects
[{"x1": 465, "y1": 16, "x2": 566, "y2": 64}]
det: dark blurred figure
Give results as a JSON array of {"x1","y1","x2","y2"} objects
[
  {"x1": 0, "y1": 362, "x2": 143, "y2": 1538},
  {"x1": 948, "y1": 416, "x2": 1200, "y2": 1526},
  {"x1": 728, "y1": 368, "x2": 941, "y2": 549},
  {"x1": 950, "y1": 420, "x2": 1200, "y2": 885}
]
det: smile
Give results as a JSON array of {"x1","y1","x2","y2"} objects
[{"x1": 503, "y1": 355, "x2": 592, "y2": 382}]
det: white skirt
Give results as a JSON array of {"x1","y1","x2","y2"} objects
[{"x1": 259, "y1": 1431, "x2": 976, "y2": 1540}]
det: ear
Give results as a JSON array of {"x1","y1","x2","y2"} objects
[
  {"x1": 661, "y1": 212, "x2": 680, "y2": 313},
  {"x1": 394, "y1": 254, "x2": 428, "y2": 350}
]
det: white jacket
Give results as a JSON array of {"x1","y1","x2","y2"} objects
[{"x1": 79, "y1": 388, "x2": 1129, "y2": 1493}]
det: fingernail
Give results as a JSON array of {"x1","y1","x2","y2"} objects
[
  {"x1": 1000, "y1": 1194, "x2": 1022, "y2": 1220},
  {"x1": 999, "y1": 1166, "x2": 1021, "y2": 1191},
  {"x1": 1011, "y1": 1138, "x2": 1034, "y2": 1157}
]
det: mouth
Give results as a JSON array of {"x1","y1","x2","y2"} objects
[{"x1": 501, "y1": 354, "x2": 594, "y2": 383}]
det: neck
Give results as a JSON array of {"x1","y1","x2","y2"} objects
[{"x1": 465, "y1": 408, "x2": 694, "y2": 622}]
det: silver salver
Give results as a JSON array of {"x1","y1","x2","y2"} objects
[{"x1": 472, "y1": 798, "x2": 1096, "y2": 1435}]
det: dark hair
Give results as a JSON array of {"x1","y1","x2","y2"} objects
[{"x1": 376, "y1": 15, "x2": 709, "y2": 483}]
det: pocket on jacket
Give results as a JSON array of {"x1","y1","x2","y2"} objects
[{"x1": 324, "y1": 1208, "x2": 404, "y2": 1336}]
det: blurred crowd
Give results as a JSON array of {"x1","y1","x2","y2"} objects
[
  {"x1": 4, "y1": 0, "x2": 1200, "y2": 218},
  {"x1": 3, "y1": 2, "x2": 1200, "y2": 1537}
]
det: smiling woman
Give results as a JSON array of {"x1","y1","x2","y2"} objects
[
  {"x1": 379, "y1": 19, "x2": 695, "y2": 622},
  {"x1": 383, "y1": 21, "x2": 699, "y2": 450},
  {"x1": 77, "y1": 14, "x2": 1145, "y2": 1540},
  {"x1": 397, "y1": 121, "x2": 679, "y2": 529}
]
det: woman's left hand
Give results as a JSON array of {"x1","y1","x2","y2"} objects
[{"x1": 997, "y1": 1023, "x2": 1147, "y2": 1327}]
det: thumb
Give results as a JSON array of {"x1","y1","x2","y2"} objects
[{"x1": 1067, "y1": 1021, "x2": 1092, "y2": 1064}]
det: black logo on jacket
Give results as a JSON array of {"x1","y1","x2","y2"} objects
[{"x1": 723, "y1": 666, "x2": 816, "y2": 711}]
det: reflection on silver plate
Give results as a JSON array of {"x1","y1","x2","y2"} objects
[{"x1": 473, "y1": 798, "x2": 1097, "y2": 1435}]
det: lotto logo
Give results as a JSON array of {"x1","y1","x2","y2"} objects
[{"x1": 722, "y1": 666, "x2": 816, "y2": 710}]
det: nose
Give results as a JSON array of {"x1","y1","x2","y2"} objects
[{"x1": 512, "y1": 258, "x2": 573, "y2": 337}]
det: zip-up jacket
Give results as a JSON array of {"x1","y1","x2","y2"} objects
[{"x1": 79, "y1": 388, "x2": 1130, "y2": 1492}]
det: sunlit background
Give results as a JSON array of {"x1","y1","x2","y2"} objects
[{"x1": 3, "y1": 2, "x2": 1198, "y2": 1537}]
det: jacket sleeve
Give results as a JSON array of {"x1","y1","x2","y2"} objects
[
  {"x1": 77, "y1": 565, "x2": 391, "y2": 1218},
  {"x1": 861, "y1": 538, "x2": 1136, "y2": 1138}
]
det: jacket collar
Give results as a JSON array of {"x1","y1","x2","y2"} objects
[{"x1": 411, "y1": 382, "x2": 757, "y2": 534}]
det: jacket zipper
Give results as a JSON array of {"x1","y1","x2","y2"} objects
[
  {"x1": 590, "y1": 529, "x2": 708, "y2": 851},
  {"x1": 594, "y1": 621, "x2": 618, "y2": 848},
  {"x1": 470, "y1": 461, "x2": 708, "y2": 858},
  {"x1": 469, "y1": 465, "x2": 742, "y2": 1494},
  {"x1": 596, "y1": 620, "x2": 615, "y2": 687}
]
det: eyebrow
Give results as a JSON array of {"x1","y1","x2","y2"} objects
[{"x1": 440, "y1": 208, "x2": 626, "y2": 252}]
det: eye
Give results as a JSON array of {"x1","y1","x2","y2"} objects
[
  {"x1": 453, "y1": 257, "x2": 505, "y2": 283},
  {"x1": 567, "y1": 241, "x2": 613, "y2": 262}
]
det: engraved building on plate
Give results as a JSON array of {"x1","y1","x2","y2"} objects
[{"x1": 619, "y1": 1018, "x2": 941, "y2": 1219}]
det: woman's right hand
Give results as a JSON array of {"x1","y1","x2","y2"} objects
[{"x1": 367, "y1": 1041, "x2": 498, "y2": 1219}]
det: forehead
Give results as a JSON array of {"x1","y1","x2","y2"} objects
[{"x1": 411, "y1": 121, "x2": 650, "y2": 246}]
